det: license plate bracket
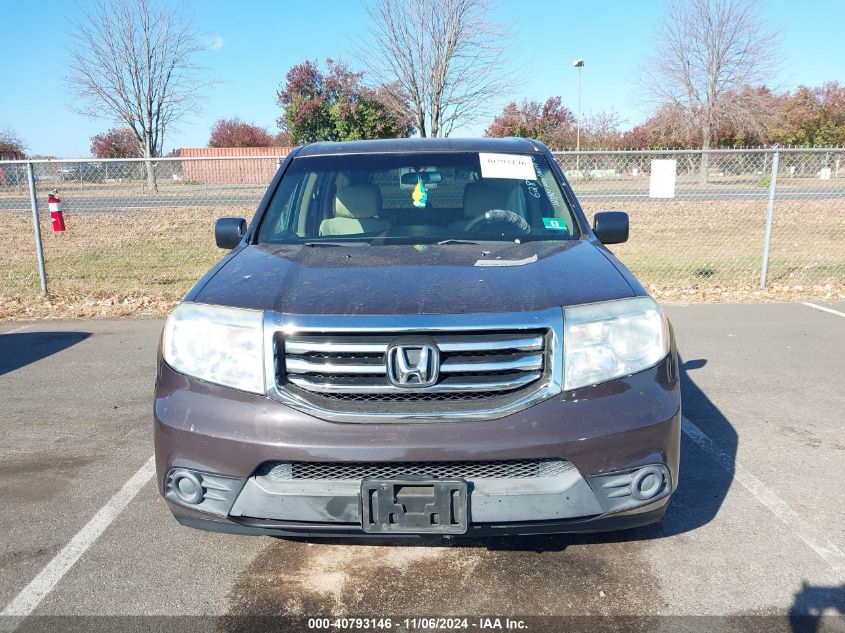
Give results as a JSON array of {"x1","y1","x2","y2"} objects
[{"x1": 361, "y1": 477, "x2": 468, "y2": 534}]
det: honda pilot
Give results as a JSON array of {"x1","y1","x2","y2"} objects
[{"x1": 154, "y1": 138, "x2": 680, "y2": 537}]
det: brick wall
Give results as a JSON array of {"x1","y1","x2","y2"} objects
[{"x1": 177, "y1": 146, "x2": 293, "y2": 184}]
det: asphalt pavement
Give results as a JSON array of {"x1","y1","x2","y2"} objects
[{"x1": 1, "y1": 302, "x2": 843, "y2": 632}]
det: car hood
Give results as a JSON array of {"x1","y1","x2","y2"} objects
[{"x1": 193, "y1": 240, "x2": 635, "y2": 315}]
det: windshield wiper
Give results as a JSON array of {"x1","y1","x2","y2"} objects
[
  {"x1": 435, "y1": 238, "x2": 524, "y2": 245},
  {"x1": 302, "y1": 240, "x2": 370, "y2": 247}
]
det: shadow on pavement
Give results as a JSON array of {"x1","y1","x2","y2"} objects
[
  {"x1": 546, "y1": 354, "x2": 738, "y2": 549},
  {"x1": 789, "y1": 582, "x2": 845, "y2": 633},
  {"x1": 0, "y1": 331, "x2": 91, "y2": 376},
  {"x1": 528, "y1": 355, "x2": 737, "y2": 549},
  {"x1": 647, "y1": 355, "x2": 738, "y2": 535}
]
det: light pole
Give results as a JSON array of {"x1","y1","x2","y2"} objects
[{"x1": 572, "y1": 58, "x2": 584, "y2": 173}]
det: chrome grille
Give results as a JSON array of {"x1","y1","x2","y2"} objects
[
  {"x1": 259, "y1": 460, "x2": 573, "y2": 481},
  {"x1": 281, "y1": 331, "x2": 546, "y2": 402},
  {"x1": 264, "y1": 309, "x2": 564, "y2": 421}
]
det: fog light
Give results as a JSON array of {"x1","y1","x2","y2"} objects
[
  {"x1": 630, "y1": 466, "x2": 664, "y2": 501},
  {"x1": 163, "y1": 469, "x2": 244, "y2": 516},
  {"x1": 171, "y1": 469, "x2": 204, "y2": 505},
  {"x1": 588, "y1": 463, "x2": 670, "y2": 513}
]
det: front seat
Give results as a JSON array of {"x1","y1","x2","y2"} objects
[
  {"x1": 319, "y1": 184, "x2": 390, "y2": 236},
  {"x1": 450, "y1": 181, "x2": 510, "y2": 231}
]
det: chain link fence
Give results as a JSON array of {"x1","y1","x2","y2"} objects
[
  {"x1": 0, "y1": 156, "x2": 279, "y2": 318},
  {"x1": 553, "y1": 148, "x2": 845, "y2": 301},
  {"x1": 1, "y1": 149, "x2": 843, "y2": 318}
]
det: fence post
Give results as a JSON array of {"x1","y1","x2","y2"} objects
[
  {"x1": 26, "y1": 162, "x2": 48, "y2": 296},
  {"x1": 759, "y1": 147, "x2": 780, "y2": 289}
]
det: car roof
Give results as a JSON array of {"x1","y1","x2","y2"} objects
[{"x1": 295, "y1": 137, "x2": 547, "y2": 156}]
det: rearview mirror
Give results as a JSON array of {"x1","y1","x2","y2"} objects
[
  {"x1": 215, "y1": 217, "x2": 247, "y2": 249},
  {"x1": 400, "y1": 171, "x2": 442, "y2": 187},
  {"x1": 592, "y1": 211, "x2": 629, "y2": 244}
]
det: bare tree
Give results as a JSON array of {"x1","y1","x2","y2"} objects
[
  {"x1": 360, "y1": 0, "x2": 513, "y2": 137},
  {"x1": 0, "y1": 127, "x2": 27, "y2": 158},
  {"x1": 67, "y1": 0, "x2": 205, "y2": 190},
  {"x1": 641, "y1": 0, "x2": 778, "y2": 179},
  {"x1": 583, "y1": 110, "x2": 626, "y2": 149}
]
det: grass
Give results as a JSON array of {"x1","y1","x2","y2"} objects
[
  {"x1": 1, "y1": 198, "x2": 843, "y2": 319},
  {"x1": 1, "y1": 207, "x2": 240, "y2": 319}
]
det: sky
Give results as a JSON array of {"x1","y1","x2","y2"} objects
[{"x1": 1, "y1": 0, "x2": 843, "y2": 158}]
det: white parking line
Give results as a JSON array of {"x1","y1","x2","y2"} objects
[
  {"x1": 802, "y1": 302, "x2": 845, "y2": 318},
  {"x1": 681, "y1": 417, "x2": 845, "y2": 575},
  {"x1": 0, "y1": 455, "x2": 156, "y2": 619}
]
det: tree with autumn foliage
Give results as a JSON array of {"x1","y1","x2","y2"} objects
[
  {"x1": 770, "y1": 82, "x2": 845, "y2": 147},
  {"x1": 484, "y1": 98, "x2": 576, "y2": 149},
  {"x1": 620, "y1": 87, "x2": 778, "y2": 150},
  {"x1": 623, "y1": 83, "x2": 845, "y2": 149},
  {"x1": 277, "y1": 59, "x2": 414, "y2": 145},
  {"x1": 619, "y1": 105, "x2": 702, "y2": 149},
  {"x1": 208, "y1": 118, "x2": 286, "y2": 148},
  {"x1": 90, "y1": 127, "x2": 140, "y2": 158}
]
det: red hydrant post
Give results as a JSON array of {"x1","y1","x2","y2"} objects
[{"x1": 48, "y1": 191, "x2": 66, "y2": 232}]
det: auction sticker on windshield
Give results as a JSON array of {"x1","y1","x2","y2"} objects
[{"x1": 479, "y1": 153, "x2": 536, "y2": 180}]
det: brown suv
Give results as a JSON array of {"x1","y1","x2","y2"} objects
[{"x1": 154, "y1": 138, "x2": 680, "y2": 537}]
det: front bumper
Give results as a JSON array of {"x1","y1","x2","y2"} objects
[
  {"x1": 171, "y1": 501, "x2": 670, "y2": 538},
  {"x1": 154, "y1": 354, "x2": 680, "y2": 536}
]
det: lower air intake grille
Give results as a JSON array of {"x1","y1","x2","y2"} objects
[{"x1": 257, "y1": 460, "x2": 573, "y2": 482}]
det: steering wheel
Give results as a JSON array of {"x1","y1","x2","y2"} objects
[{"x1": 465, "y1": 209, "x2": 531, "y2": 235}]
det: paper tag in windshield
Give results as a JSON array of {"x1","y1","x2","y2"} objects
[
  {"x1": 479, "y1": 153, "x2": 536, "y2": 180},
  {"x1": 542, "y1": 217, "x2": 568, "y2": 231}
]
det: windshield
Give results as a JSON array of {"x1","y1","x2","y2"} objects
[{"x1": 256, "y1": 151, "x2": 579, "y2": 244}]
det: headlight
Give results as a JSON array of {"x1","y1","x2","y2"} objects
[
  {"x1": 563, "y1": 297, "x2": 669, "y2": 391},
  {"x1": 162, "y1": 303, "x2": 264, "y2": 393}
]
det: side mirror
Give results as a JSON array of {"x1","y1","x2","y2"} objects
[
  {"x1": 592, "y1": 211, "x2": 629, "y2": 244},
  {"x1": 215, "y1": 217, "x2": 247, "y2": 249}
]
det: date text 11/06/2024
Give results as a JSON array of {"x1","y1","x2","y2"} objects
[{"x1": 306, "y1": 617, "x2": 529, "y2": 630}]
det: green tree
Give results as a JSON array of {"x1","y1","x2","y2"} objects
[{"x1": 277, "y1": 59, "x2": 413, "y2": 145}]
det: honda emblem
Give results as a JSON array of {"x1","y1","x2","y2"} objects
[{"x1": 386, "y1": 343, "x2": 440, "y2": 388}]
